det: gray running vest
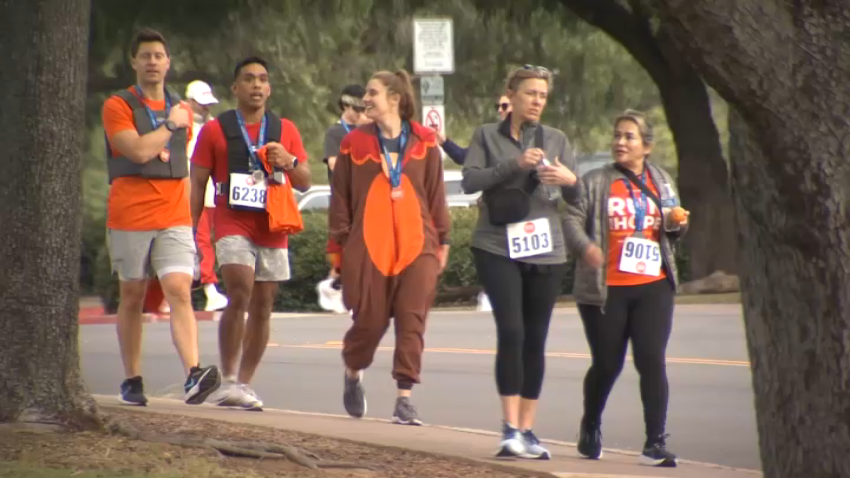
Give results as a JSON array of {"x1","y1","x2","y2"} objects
[{"x1": 105, "y1": 88, "x2": 188, "y2": 184}]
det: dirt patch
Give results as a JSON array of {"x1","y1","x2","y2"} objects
[{"x1": 0, "y1": 409, "x2": 540, "y2": 478}]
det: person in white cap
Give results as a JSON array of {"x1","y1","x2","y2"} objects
[{"x1": 185, "y1": 80, "x2": 229, "y2": 311}]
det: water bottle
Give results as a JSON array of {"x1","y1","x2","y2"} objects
[{"x1": 538, "y1": 157, "x2": 561, "y2": 201}]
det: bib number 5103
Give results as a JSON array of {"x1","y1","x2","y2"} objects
[{"x1": 506, "y1": 218, "x2": 553, "y2": 259}]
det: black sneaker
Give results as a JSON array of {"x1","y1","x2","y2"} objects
[
  {"x1": 119, "y1": 376, "x2": 148, "y2": 406},
  {"x1": 391, "y1": 397, "x2": 423, "y2": 426},
  {"x1": 639, "y1": 434, "x2": 678, "y2": 467},
  {"x1": 343, "y1": 371, "x2": 367, "y2": 418},
  {"x1": 577, "y1": 419, "x2": 603, "y2": 459},
  {"x1": 496, "y1": 422, "x2": 525, "y2": 457},
  {"x1": 183, "y1": 365, "x2": 221, "y2": 405}
]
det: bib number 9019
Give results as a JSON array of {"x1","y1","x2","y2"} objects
[{"x1": 618, "y1": 236, "x2": 662, "y2": 276}]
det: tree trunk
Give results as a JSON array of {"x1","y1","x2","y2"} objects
[
  {"x1": 557, "y1": 0, "x2": 738, "y2": 280},
  {"x1": 658, "y1": 2, "x2": 850, "y2": 476},
  {"x1": 0, "y1": 0, "x2": 101, "y2": 428},
  {"x1": 654, "y1": 30, "x2": 738, "y2": 280}
]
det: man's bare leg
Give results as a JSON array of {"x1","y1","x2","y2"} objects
[
  {"x1": 159, "y1": 272, "x2": 199, "y2": 375},
  {"x1": 219, "y1": 265, "x2": 255, "y2": 379},
  {"x1": 238, "y1": 281, "x2": 278, "y2": 385},
  {"x1": 117, "y1": 279, "x2": 148, "y2": 379}
]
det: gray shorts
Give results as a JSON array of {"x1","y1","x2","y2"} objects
[
  {"x1": 215, "y1": 235, "x2": 291, "y2": 282},
  {"x1": 107, "y1": 226, "x2": 196, "y2": 281}
]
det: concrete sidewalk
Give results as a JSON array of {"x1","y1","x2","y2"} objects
[{"x1": 95, "y1": 395, "x2": 761, "y2": 478}]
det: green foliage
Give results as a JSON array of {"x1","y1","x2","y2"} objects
[
  {"x1": 89, "y1": 206, "x2": 696, "y2": 311},
  {"x1": 82, "y1": 0, "x2": 718, "y2": 304},
  {"x1": 276, "y1": 211, "x2": 332, "y2": 312}
]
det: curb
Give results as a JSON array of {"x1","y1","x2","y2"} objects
[
  {"x1": 96, "y1": 395, "x2": 554, "y2": 478},
  {"x1": 79, "y1": 311, "x2": 219, "y2": 325},
  {"x1": 95, "y1": 395, "x2": 761, "y2": 477},
  {"x1": 79, "y1": 310, "x2": 334, "y2": 325}
]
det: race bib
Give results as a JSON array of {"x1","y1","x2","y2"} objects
[
  {"x1": 507, "y1": 218, "x2": 553, "y2": 259},
  {"x1": 228, "y1": 173, "x2": 267, "y2": 210},
  {"x1": 618, "y1": 236, "x2": 662, "y2": 276}
]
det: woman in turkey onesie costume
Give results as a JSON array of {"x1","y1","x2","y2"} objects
[{"x1": 329, "y1": 69, "x2": 451, "y2": 426}]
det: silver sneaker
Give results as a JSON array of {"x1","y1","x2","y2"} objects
[
  {"x1": 343, "y1": 371, "x2": 367, "y2": 418},
  {"x1": 209, "y1": 380, "x2": 263, "y2": 411},
  {"x1": 496, "y1": 422, "x2": 526, "y2": 457},
  {"x1": 391, "y1": 397, "x2": 423, "y2": 426},
  {"x1": 520, "y1": 429, "x2": 551, "y2": 460}
]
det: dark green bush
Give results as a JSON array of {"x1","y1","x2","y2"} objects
[{"x1": 90, "y1": 207, "x2": 686, "y2": 312}]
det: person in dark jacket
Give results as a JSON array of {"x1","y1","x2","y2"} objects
[
  {"x1": 562, "y1": 109, "x2": 690, "y2": 468},
  {"x1": 462, "y1": 65, "x2": 580, "y2": 460}
]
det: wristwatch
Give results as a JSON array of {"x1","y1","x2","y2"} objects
[
  {"x1": 291, "y1": 157, "x2": 299, "y2": 170},
  {"x1": 164, "y1": 120, "x2": 178, "y2": 132}
]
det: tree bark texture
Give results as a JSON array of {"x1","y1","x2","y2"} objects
[
  {"x1": 659, "y1": 2, "x2": 850, "y2": 476},
  {"x1": 0, "y1": 0, "x2": 100, "y2": 428},
  {"x1": 558, "y1": 0, "x2": 738, "y2": 279}
]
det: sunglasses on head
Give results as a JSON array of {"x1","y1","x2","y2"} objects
[
  {"x1": 521, "y1": 64, "x2": 552, "y2": 78},
  {"x1": 495, "y1": 102, "x2": 510, "y2": 112}
]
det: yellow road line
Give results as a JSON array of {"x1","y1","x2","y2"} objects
[{"x1": 267, "y1": 341, "x2": 750, "y2": 368}]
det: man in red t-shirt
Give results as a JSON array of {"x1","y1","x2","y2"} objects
[{"x1": 190, "y1": 56, "x2": 311, "y2": 410}]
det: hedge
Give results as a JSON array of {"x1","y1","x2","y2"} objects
[{"x1": 93, "y1": 207, "x2": 688, "y2": 313}]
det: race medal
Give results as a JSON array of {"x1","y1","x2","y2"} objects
[
  {"x1": 159, "y1": 149, "x2": 170, "y2": 162},
  {"x1": 391, "y1": 186, "x2": 404, "y2": 201},
  {"x1": 252, "y1": 169, "x2": 265, "y2": 183}
]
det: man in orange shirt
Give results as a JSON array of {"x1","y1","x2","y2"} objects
[
  {"x1": 190, "y1": 56, "x2": 311, "y2": 410},
  {"x1": 101, "y1": 28, "x2": 221, "y2": 407}
]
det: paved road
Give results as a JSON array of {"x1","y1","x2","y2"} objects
[{"x1": 79, "y1": 304, "x2": 760, "y2": 470}]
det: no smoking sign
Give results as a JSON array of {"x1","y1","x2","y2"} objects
[{"x1": 422, "y1": 105, "x2": 444, "y2": 137}]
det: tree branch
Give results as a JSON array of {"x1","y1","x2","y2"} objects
[
  {"x1": 555, "y1": 0, "x2": 670, "y2": 86},
  {"x1": 653, "y1": 1, "x2": 796, "y2": 115}
]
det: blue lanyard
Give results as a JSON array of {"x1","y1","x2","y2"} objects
[
  {"x1": 135, "y1": 85, "x2": 172, "y2": 150},
  {"x1": 622, "y1": 171, "x2": 648, "y2": 232},
  {"x1": 376, "y1": 123, "x2": 408, "y2": 188},
  {"x1": 236, "y1": 110, "x2": 267, "y2": 172},
  {"x1": 341, "y1": 120, "x2": 352, "y2": 133}
]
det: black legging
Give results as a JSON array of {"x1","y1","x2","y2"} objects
[
  {"x1": 472, "y1": 247, "x2": 567, "y2": 399},
  {"x1": 577, "y1": 279, "x2": 674, "y2": 438}
]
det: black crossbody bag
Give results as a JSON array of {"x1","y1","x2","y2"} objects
[{"x1": 483, "y1": 126, "x2": 545, "y2": 226}]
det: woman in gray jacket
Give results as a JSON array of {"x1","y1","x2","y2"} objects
[
  {"x1": 462, "y1": 65, "x2": 581, "y2": 460},
  {"x1": 563, "y1": 110, "x2": 689, "y2": 468}
]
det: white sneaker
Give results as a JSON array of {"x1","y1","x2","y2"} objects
[
  {"x1": 236, "y1": 383, "x2": 263, "y2": 410},
  {"x1": 476, "y1": 292, "x2": 492, "y2": 312},
  {"x1": 317, "y1": 279, "x2": 347, "y2": 314},
  {"x1": 208, "y1": 380, "x2": 240, "y2": 406},
  {"x1": 204, "y1": 285, "x2": 229, "y2": 311},
  {"x1": 209, "y1": 380, "x2": 262, "y2": 410}
]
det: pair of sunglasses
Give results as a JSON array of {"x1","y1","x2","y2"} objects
[
  {"x1": 344, "y1": 102, "x2": 366, "y2": 113},
  {"x1": 522, "y1": 64, "x2": 553, "y2": 78},
  {"x1": 495, "y1": 102, "x2": 510, "y2": 112}
]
